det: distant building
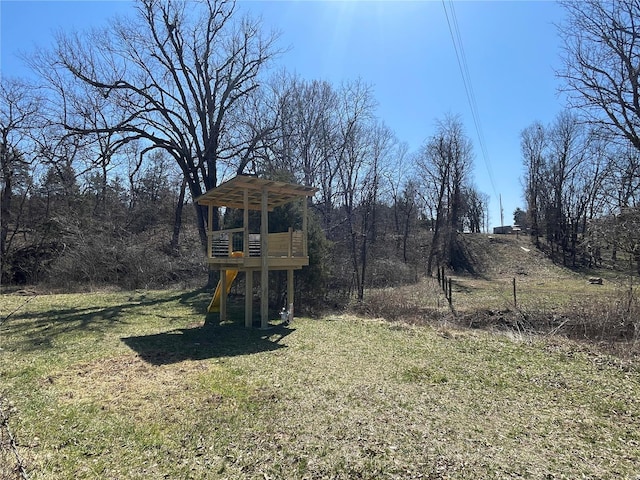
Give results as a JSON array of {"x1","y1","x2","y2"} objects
[{"x1": 493, "y1": 225, "x2": 513, "y2": 234}]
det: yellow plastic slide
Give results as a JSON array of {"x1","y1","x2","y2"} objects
[{"x1": 208, "y1": 251, "x2": 244, "y2": 313}]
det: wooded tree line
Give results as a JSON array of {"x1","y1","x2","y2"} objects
[
  {"x1": 521, "y1": 111, "x2": 640, "y2": 271},
  {"x1": 520, "y1": 0, "x2": 640, "y2": 274},
  {"x1": 1, "y1": 0, "x2": 488, "y2": 303},
  {"x1": 4, "y1": 0, "x2": 640, "y2": 302}
]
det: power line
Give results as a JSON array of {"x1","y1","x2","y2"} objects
[{"x1": 441, "y1": 0, "x2": 499, "y2": 202}]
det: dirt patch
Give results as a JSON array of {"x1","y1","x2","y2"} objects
[{"x1": 44, "y1": 354, "x2": 213, "y2": 416}]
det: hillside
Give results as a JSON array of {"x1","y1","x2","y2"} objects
[
  {"x1": 362, "y1": 233, "x2": 637, "y2": 350},
  {"x1": 461, "y1": 235, "x2": 639, "y2": 350},
  {"x1": 456, "y1": 233, "x2": 574, "y2": 278}
]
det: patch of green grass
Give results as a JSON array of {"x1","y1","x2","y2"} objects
[{"x1": 2, "y1": 289, "x2": 640, "y2": 478}]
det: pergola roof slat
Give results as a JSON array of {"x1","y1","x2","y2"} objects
[{"x1": 196, "y1": 175, "x2": 317, "y2": 211}]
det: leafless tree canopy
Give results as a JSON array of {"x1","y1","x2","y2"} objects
[
  {"x1": 416, "y1": 115, "x2": 475, "y2": 274},
  {"x1": 33, "y1": 0, "x2": 280, "y2": 247},
  {"x1": 559, "y1": 0, "x2": 640, "y2": 149},
  {"x1": 3, "y1": 1, "x2": 494, "y2": 296},
  {"x1": 0, "y1": 79, "x2": 42, "y2": 263}
]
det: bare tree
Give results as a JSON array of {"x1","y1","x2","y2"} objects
[
  {"x1": 589, "y1": 207, "x2": 640, "y2": 275},
  {"x1": 608, "y1": 145, "x2": 640, "y2": 210},
  {"x1": 461, "y1": 185, "x2": 487, "y2": 233},
  {"x1": 0, "y1": 79, "x2": 41, "y2": 277},
  {"x1": 266, "y1": 74, "x2": 341, "y2": 231},
  {"x1": 385, "y1": 142, "x2": 417, "y2": 262},
  {"x1": 521, "y1": 121, "x2": 547, "y2": 246},
  {"x1": 563, "y1": 132, "x2": 608, "y2": 266},
  {"x1": 587, "y1": 141, "x2": 640, "y2": 265},
  {"x1": 417, "y1": 115, "x2": 473, "y2": 275},
  {"x1": 398, "y1": 179, "x2": 420, "y2": 262},
  {"x1": 523, "y1": 110, "x2": 613, "y2": 264},
  {"x1": 270, "y1": 75, "x2": 339, "y2": 184},
  {"x1": 543, "y1": 110, "x2": 608, "y2": 264},
  {"x1": 558, "y1": 0, "x2": 640, "y2": 267},
  {"x1": 559, "y1": 0, "x2": 640, "y2": 150},
  {"x1": 32, "y1": 0, "x2": 280, "y2": 248},
  {"x1": 334, "y1": 80, "x2": 378, "y2": 300},
  {"x1": 546, "y1": 111, "x2": 582, "y2": 254}
]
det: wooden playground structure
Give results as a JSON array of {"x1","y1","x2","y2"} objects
[{"x1": 196, "y1": 176, "x2": 317, "y2": 328}]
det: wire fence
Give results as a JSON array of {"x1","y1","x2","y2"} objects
[
  {"x1": 436, "y1": 265, "x2": 453, "y2": 309},
  {"x1": 435, "y1": 264, "x2": 640, "y2": 343}
]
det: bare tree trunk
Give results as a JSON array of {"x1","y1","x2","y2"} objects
[
  {"x1": 426, "y1": 162, "x2": 450, "y2": 276},
  {"x1": 170, "y1": 177, "x2": 187, "y2": 254},
  {"x1": 0, "y1": 147, "x2": 12, "y2": 261},
  {"x1": 37, "y1": 0, "x2": 279, "y2": 255}
]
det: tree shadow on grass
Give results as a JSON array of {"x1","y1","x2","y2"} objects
[
  {"x1": 2, "y1": 288, "x2": 214, "y2": 353},
  {"x1": 4, "y1": 287, "x2": 295, "y2": 363},
  {"x1": 121, "y1": 319, "x2": 294, "y2": 365}
]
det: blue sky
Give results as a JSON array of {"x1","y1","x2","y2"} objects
[{"x1": 1, "y1": 0, "x2": 567, "y2": 228}]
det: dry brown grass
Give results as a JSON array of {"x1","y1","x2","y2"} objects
[{"x1": 360, "y1": 234, "x2": 640, "y2": 354}]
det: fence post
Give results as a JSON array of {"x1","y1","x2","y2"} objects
[
  {"x1": 448, "y1": 278, "x2": 452, "y2": 305},
  {"x1": 513, "y1": 277, "x2": 517, "y2": 308}
]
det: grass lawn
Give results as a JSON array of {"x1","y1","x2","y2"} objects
[{"x1": 2, "y1": 286, "x2": 640, "y2": 479}]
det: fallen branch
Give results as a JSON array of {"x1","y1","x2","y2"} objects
[{"x1": 0, "y1": 397, "x2": 29, "y2": 480}]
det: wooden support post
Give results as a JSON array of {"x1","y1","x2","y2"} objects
[
  {"x1": 245, "y1": 270, "x2": 253, "y2": 328},
  {"x1": 260, "y1": 186, "x2": 269, "y2": 329},
  {"x1": 243, "y1": 188, "x2": 249, "y2": 258},
  {"x1": 302, "y1": 196, "x2": 308, "y2": 257},
  {"x1": 220, "y1": 269, "x2": 227, "y2": 320},
  {"x1": 448, "y1": 278, "x2": 452, "y2": 305},
  {"x1": 207, "y1": 204, "x2": 213, "y2": 258},
  {"x1": 287, "y1": 269, "x2": 294, "y2": 321},
  {"x1": 243, "y1": 188, "x2": 252, "y2": 328}
]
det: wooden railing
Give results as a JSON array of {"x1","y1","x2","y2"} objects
[
  {"x1": 208, "y1": 227, "x2": 305, "y2": 259},
  {"x1": 208, "y1": 228, "x2": 243, "y2": 258},
  {"x1": 267, "y1": 229, "x2": 304, "y2": 257}
]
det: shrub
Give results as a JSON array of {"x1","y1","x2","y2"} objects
[
  {"x1": 351, "y1": 284, "x2": 444, "y2": 323},
  {"x1": 365, "y1": 257, "x2": 417, "y2": 288},
  {"x1": 46, "y1": 226, "x2": 207, "y2": 291},
  {"x1": 556, "y1": 291, "x2": 640, "y2": 342}
]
